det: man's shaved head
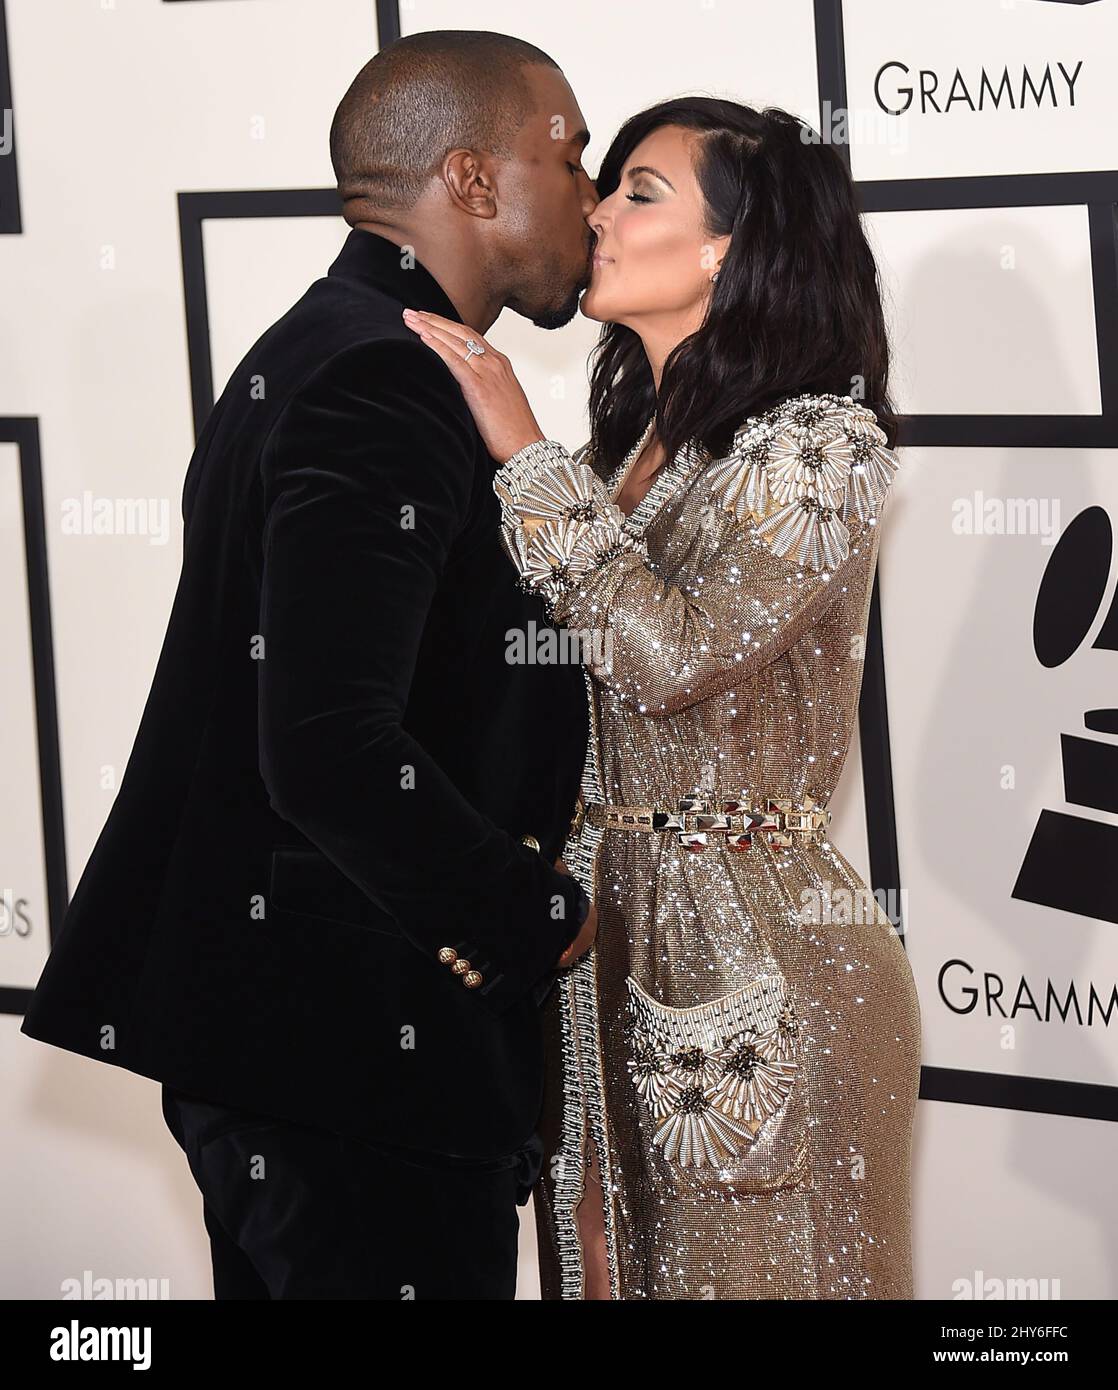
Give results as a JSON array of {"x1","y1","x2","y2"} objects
[
  {"x1": 330, "y1": 30, "x2": 561, "y2": 223},
  {"x1": 328, "y1": 31, "x2": 598, "y2": 333}
]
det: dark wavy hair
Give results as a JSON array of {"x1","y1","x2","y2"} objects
[{"x1": 586, "y1": 98, "x2": 897, "y2": 474}]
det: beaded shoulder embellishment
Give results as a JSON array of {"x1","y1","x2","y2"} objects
[
  {"x1": 625, "y1": 973, "x2": 800, "y2": 1169},
  {"x1": 705, "y1": 392, "x2": 899, "y2": 573}
]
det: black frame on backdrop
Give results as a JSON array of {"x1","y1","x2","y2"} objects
[
  {"x1": 0, "y1": 0, "x2": 20, "y2": 234},
  {"x1": 179, "y1": 188, "x2": 342, "y2": 439},
  {"x1": 2, "y1": 2, "x2": 63, "y2": 1012},
  {"x1": 0, "y1": 419, "x2": 68, "y2": 1015},
  {"x1": 6, "y1": 0, "x2": 1116, "y2": 1128}
]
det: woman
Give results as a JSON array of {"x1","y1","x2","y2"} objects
[{"x1": 403, "y1": 98, "x2": 922, "y2": 1301}]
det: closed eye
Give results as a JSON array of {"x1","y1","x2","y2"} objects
[{"x1": 626, "y1": 192, "x2": 652, "y2": 204}]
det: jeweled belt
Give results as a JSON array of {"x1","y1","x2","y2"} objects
[{"x1": 581, "y1": 794, "x2": 830, "y2": 851}]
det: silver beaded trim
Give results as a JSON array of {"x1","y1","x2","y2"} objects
[
  {"x1": 550, "y1": 669, "x2": 620, "y2": 1299},
  {"x1": 624, "y1": 438, "x2": 702, "y2": 539},
  {"x1": 494, "y1": 437, "x2": 574, "y2": 497}
]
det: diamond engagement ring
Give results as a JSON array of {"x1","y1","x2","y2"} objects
[{"x1": 464, "y1": 338, "x2": 486, "y2": 362}]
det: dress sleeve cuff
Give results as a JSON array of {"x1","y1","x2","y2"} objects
[
  {"x1": 493, "y1": 438, "x2": 574, "y2": 504},
  {"x1": 492, "y1": 441, "x2": 647, "y2": 615}
]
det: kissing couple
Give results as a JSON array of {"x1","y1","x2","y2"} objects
[{"x1": 23, "y1": 29, "x2": 921, "y2": 1300}]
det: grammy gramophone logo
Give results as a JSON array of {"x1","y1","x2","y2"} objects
[{"x1": 1013, "y1": 506, "x2": 1118, "y2": 926}]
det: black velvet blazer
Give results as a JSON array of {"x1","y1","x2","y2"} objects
[{"x1": 20, "y1": 228, "x2": 589, "y2": 1157}]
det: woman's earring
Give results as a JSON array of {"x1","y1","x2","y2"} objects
[{"x1": 711, "y1": 270, "x2": 720, "y2": 283}]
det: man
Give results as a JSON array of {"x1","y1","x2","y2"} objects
[{"x1": 20, "y1": 31, "x2": 599, "y2": 1299}]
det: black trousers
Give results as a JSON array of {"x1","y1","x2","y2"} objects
[{"x1": 160, "y1": 1083, "x2": 542, "y2": 1299}]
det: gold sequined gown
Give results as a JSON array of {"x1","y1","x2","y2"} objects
[{"x1": 492, "y1": 392, "x2": 922, "y2": 1300}]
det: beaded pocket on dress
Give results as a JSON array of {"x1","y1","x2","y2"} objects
[{"x1": 624, "y1": 973, "x2": 810, "y2": 1193}]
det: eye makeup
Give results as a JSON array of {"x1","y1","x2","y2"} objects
[{"x1": 626, "y1": 164, "x2": 676, "y2": 192}]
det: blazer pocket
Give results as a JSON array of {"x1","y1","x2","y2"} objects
[
  {"x1": 269, "y1": 848, "x2": 401, "y2": 940},
  {"x1": 625, "y1": 972, "x2": 810, "y2": 1194}
]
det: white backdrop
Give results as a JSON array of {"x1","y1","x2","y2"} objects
[{"x1": 2, "y1": 0, "x2": 1116, "y2": 1300}]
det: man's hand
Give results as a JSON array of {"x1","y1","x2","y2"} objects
[{"x1": 552, "y1": 857, "x2": 597, "y2": 967}]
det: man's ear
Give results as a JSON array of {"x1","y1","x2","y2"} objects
[{"x1": 442, "y1": 148, "x2": 499, "y2": 220}]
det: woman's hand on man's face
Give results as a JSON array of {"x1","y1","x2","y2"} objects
[{"x1": 402, "y1": 308, "x2": 545, "y2": 464}]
